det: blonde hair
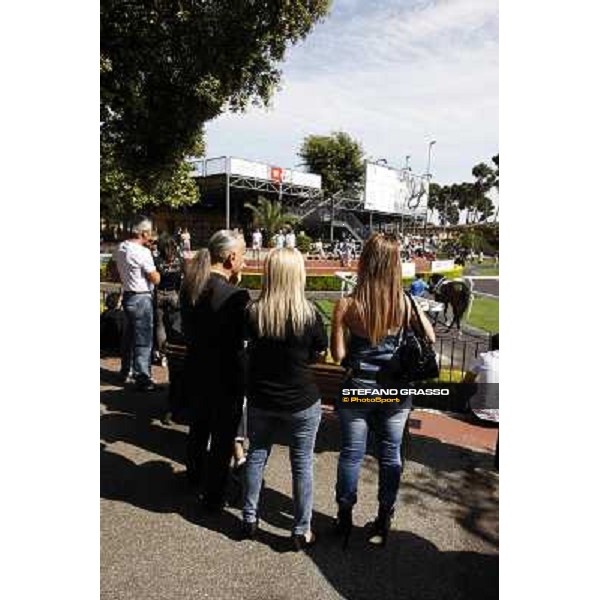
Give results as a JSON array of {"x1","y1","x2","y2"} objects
[
  {"x1": 249, "y1": 248, "x2": 315, "y2": 339},
  {"x1": 353, "y1": 233, "x2": 406, "y2": 345}
]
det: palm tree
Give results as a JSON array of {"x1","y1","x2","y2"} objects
[{"x1": 244, "y1": 196, "x2": 298, "y2": 242}]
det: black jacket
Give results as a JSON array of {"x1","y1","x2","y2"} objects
[{"x1": 181, "y1": 273, "x2": 250, "y2": 402}]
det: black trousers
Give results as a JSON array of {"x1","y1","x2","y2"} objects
[{"x1": 186, "y1": 394, "x2": 243, "y2": 505}]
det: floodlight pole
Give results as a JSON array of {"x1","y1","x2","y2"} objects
[
  {"x1": 424, "y1": 140, "x2": 436, "y2": 249},
  {"x1": 225, "y1": 157, "x2": 231, "y2": 229},
  {"x1": 373, "y1": 159, "x2": 388, "y2": 235},
  {"x1": 330, "y1": 194, "x2": 335, "y2": 242}
]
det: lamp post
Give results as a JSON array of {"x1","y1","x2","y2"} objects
[
  {"x1": 424, "y1": 140, "x2": 436, "y2": 247},
  {"x1": 426, "y1": 140, "x2": 436, "y2": 177},
  {"x1": 372, "y1": 159, "x2": 388, "y2": 233}
]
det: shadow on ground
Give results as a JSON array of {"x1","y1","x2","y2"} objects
[{"x1": 101, "y1": 367, "x2": 498, "y2": 600}]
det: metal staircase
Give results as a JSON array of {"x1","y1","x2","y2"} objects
[{"x1": 289, "y1": 189, "x2": 371, "y2": 242}]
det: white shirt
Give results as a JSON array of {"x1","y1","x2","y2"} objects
[
  {"x1": 285, "y1": 232, "x2": 296, "y2": 249},
  {"x1": 252, "y1": 231, "x2": 263, "y2": 247},
  {"x1": 472, "y1": 349, "x2": 499, "y2": 384},
  {"x1": 275, "y1": 234, "x2": 285, "y2": 249},
  {"x1": 470, "y1": 349, "x2": 499, "y2": 421},
  {"x1": 115, "y1": 240, "x2": 157, "y2": 293}
]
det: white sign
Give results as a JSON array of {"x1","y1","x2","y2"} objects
[
  {"x1": 364, "y1": 162, "x2": 428, "y2": 216},
  {"x1": 431, "y1": 259, "x2": 455, "y2": 273},
  {"x1": 199, "y1": 157, "x2": 322, "y2": 190},
  {"x1": 402, "y1": 262, "x2": 416, "y2": 278}
]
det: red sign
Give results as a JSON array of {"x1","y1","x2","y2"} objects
[{"x1": 270, "y1": 166, "x2": 283, "y2": 183}]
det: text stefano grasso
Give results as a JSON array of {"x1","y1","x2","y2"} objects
[{"x1": 341, "y1": 388, "x2": 450, "y2": 396}]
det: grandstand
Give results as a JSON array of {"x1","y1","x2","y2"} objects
[{"x1": 151, "y1": 155, "x2": 430, "y2": 246}]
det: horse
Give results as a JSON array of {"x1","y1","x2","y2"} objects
[{"x1": 428, "y1": 274, "x2": 473, "y2": 332}]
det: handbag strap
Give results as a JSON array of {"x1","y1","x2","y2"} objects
[
  {"x1": 392, "y1": 292, "x2": 411, "y2": 346},
  {"x1": 406, "y1": 293, "x2": 427, "y2": 338}
]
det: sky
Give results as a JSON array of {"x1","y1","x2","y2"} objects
[{"x1": 204, "y1": 0, "x2": 498, "y2": 187}]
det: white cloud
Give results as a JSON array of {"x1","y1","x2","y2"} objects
[{"x1": 205, "y1": 0, "x2": 498, "y2": 184}]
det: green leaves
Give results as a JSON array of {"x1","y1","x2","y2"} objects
[
  {"x1": 244, "y1": 196, "x2": 298, "y2": 239},
  {"x1": 429, "y1": 154, "x2": 499, "y2": 224},
  {"x1": 101, "y1": 1, "x2": 331, "y2": 186},
  {"x1": 298, "y1": 131, "x2": 364, "y2": 197},
  {"x1": 100, "y1": 141, "x2": 199, "y2": 221}
]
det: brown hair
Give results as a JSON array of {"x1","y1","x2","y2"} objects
[{"x1": 353, "y1": 233, "x2": 406, "y2": 345}]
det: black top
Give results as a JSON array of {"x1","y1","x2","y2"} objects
[
  {"x1": 181, "y1": 273, "x2": 250, "y2": 401},
  {"x1": 156, "y1": 256, "x2": 183, "y2": 291},
  {"x1": 245, "y1": 308, "x2": 328, "y2": 413}
]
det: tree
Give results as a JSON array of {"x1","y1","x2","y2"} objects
[
  {"x1": 100, "y1": 140, "x2": 200, "y2": 226},
  {"x1": 101, "y1": 1, "x2": 331, "y2": 190},
  {"x1": 429, "y1": 154, "x2": 499, "y2": 225},
  {"x1": 297, "y1": 131, "x2": 364, "y2": 197},
  {"x1": 244, "y1": 196, "x2": 298, "y2": 241},
  {"x1": 428, "y1": 183, "x2": 460, "y2": 225}
]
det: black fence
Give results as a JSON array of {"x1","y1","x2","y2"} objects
[{"x1": 433, "y1": 331, "x2": 491, "y2": 383}]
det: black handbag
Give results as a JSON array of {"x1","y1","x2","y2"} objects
[{"x1": 376, "y1": 293, "x2": 439, "y2": 385}]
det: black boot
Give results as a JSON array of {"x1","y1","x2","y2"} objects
[
  {"x1": 334, "y1": 505, "x2": 353, "y2": 549},
  {"x1": 368, "y1": 506, "x2": 395, "y2": 546},
  {"x1": 292, "y1": 530, "x2": 317, "y2": 551},
  {"x1": 241, "y1": 520, "x2": 259, "y2": 541}
]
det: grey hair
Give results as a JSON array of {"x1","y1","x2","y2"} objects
[
  {"x1": 208, "y1": 229, "x2": 243, "y2": 264},
  {"x1": 131, "y1": 216, "x2": 153, "y2": 236}
]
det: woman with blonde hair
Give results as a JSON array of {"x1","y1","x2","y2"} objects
[
  {"x1": 242, "y1": 248, "x2": 327, "y2": 549},
  {"x1": 330, "y1": 233, "x2": 435, "y2": 547}
]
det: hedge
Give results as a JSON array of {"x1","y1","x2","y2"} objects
[
  {"x1": 101, "y1": 263, "x2": 463, "y2": 289},
  {"x1": 242, "y1": 273, "x2": 343, "y2": 291},
  {"x1": 241, "y1": 266, "x2": 463, "y2": 291}
]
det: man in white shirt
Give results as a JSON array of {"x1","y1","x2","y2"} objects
[
  {"x1": 465, "y1": 333, "x2": 499, "y2": 423},
  {"x1": 284, "y1": 228, "x2": 296, "y2": 249},
  {"x1": 115, "y1": 216, "x2": 161, "y2": 391},
  {"x1": 251, "y1": 228, "x2": 263, "y2": 262},
  {"x1": 275, "y1": 230, "x2": 285, "y2": 249}
]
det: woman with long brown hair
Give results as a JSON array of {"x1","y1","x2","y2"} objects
[{"x1": 330, "y1": 233, "x2": 435, "y2": 546}]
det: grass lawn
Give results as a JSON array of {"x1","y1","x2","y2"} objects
[
  {"x1": 317, "y1": 296, "x2": 499, "y2": 335},
  {"x1": 472, "y1": 264, "x2": 500, "y2": 276},
  {"x1": 467, "y1": 296, "x2": 499, "y2": 334},
  {"x1": 315, "y1": 300, "x2": 334, "y2": 336}
]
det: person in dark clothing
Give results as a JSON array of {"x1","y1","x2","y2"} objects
[
  {"x1": 153, "y1": 235, "x2": 184, "y2": 366},
  {"x1": 180, "y1": 230, "x2": 249, "y2": 512},
  {"x1": 100, "y1": 292, "x2": 125, "y2": 354},
  {"x1": 242, "y1": 248, "x2": 327, "y2": 549}
]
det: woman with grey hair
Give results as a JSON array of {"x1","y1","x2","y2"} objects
[{"x1": 182, "y1": 230, "x2": 250, "y2": 512}]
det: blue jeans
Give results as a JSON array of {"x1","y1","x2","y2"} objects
[
  {"x1": 121, "y1": 292, "x2": 154, "y2": 383},
  {"x1": 336, "y1": 403, "x2": 411, "y2": 511},
  {"x1": 243, "y1": 401, "x2": 322, "y2": 536}
]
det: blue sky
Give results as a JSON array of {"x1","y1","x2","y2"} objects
[{"x1": 204, "y1": 0, "x2": 498, "y2": 186}]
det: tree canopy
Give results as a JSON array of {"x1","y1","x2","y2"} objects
[
  {"x1": 101, "y1": 0, "x2": 331, "y2": 217},
  {"x1": 429, "y1": 154, "x2": 499, "y2": 225},
  {"x1": 297, "y1": 131, "x2": 364, "y2": 197}
]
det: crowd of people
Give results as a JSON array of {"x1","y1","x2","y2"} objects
[{"x1": 107, "y1": 216, "x2": 437, "y2": 550}]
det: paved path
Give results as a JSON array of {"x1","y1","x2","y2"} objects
[
  {"x1": 471, "y1": 279, "x2": 499, "y2": 298},
  {"x1": 101, "y1": 358, "x2": 498, "y2": 600}
]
